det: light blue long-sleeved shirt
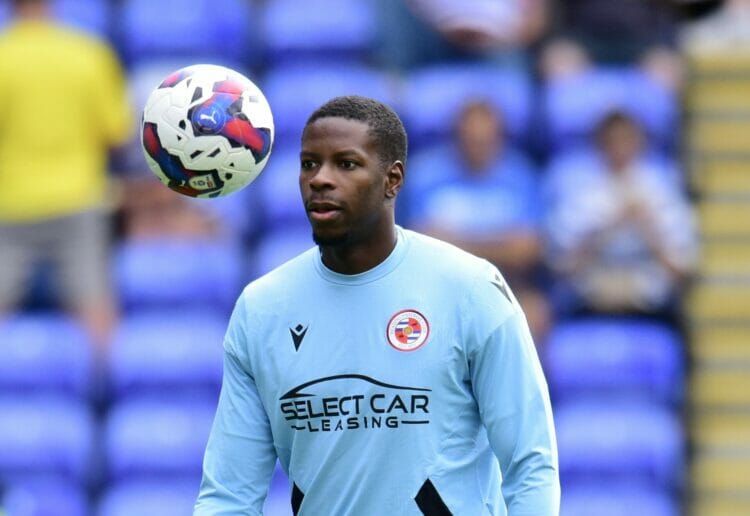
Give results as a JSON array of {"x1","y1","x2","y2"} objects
[{"x1": 195, "y1": 227, "x2": 559, "y2": 515}]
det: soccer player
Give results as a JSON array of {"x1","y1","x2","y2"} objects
[{"x1": 194, "y1": 96, "x2": 559, "y2": 515}]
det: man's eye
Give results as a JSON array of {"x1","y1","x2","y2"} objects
[
  {"x1": 301, "y1": 160, "x2": 316, "y2": 170},
  {"x1": 340, "y1": 160, "x2": 357, "y2": 170}
]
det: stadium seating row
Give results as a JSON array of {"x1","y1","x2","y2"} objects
[
  {"x1": 3, "y1": 3, "x2": 682, "y2": 156},
  {"x1": 0, "y1": 0, "x2": 376, "y2": 66},
  {"x1": 1, "y1": 313, "x2": 686, "y2": 403},
  {"x1": 548, "y1": 319, "x2": 687, "y2": 515},
  {"x1": 127, "y1": 59, "x2": 680, "y2": 153},
  {"x1": 0, "y1": 312, "x2": 686, "y2": 515}
]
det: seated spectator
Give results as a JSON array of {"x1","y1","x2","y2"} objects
[
  {"x1": 543, "y1": 111, "x2": 698, "y2": 322},
  {"x1": 546, "y1": 0, "x2": 679, "y2": 63},
  {"x1": 405, "y1": 99, "x2": 550, "y2": 341},
  {"x1": 116, "y1": 179, "x2": 221, "y2": 241},
  {"x1": 541, "y1": 0, "x2": 683, "y2": 90},
  {"x1": 681, "y1": 0, "x2": 750, "y2": 53},
  {"x1": 377, "y1": 0, "x2": 547, "y2": 70}
]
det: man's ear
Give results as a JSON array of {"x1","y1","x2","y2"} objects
[{"x1": 385, "y1": 160, "x2": 404, "y2": 199}]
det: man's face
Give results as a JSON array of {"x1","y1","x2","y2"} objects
[
  {"x1": 299, "y1": 117, "x2": 395, "y2": 247},
  {"x1": 457, "y1": 105, "x2": 503, "y2": 172},
  {"x1": 600, "y1": 119, "x2": 644, "y2": 172}
]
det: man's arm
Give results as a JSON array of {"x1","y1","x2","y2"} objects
[
  {"x1": 469, "y1": 287, "x2": 559, "y2": 514},
  {"x1": 194, "y1": 348, "x2": 277, "y2": 515}
]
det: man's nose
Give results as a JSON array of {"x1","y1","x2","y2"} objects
[{"x1": 308, "y1": 162, "x2": 336, "y2": 190}]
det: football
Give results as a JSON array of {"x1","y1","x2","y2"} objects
[{"x1": 141, "y1": 64, "x2": 274, "y2": 198}]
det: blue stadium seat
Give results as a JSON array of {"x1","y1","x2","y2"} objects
[
  {"x1": 53, "y1": 0, "x2": 111, "y2": 38},
  {"x1": 260, "y1": 0, "x2": 376, "y2": 62},
  {"x1": 545, "y1": 318, "x2": 685, "y2": 405},
  {"x1": 1, "y1": 477, "x2": 89, "y2": 516},
  {"x1": 561, "y1": 483, "x2": 680, "y2": 516},
  {"x1": 97, "y1": 465, "x2": 293, "y2": 516},
  {"x1": 0, "y1": 1, "x2": 11, "y2": 28},
  {"x1": 263, "y1": 62, "x2": 397, "y2": 145},
  {"x1": 0, "y1": 396, "x2": 95, "y2": 484},
  {"x1": 98, "y1": 479, "x2": 199, "y2": 516},
  {"x1": 543, "y1": 67, "x2": 678, "y2": 150},
  {"x1": 253, "y1": 226, "x2": 314, "y2": 278},
  {"x1": 118, "y1": 0, "x2": 253, "y2": 66},
  {"x1": 104, "y1": 397, "x2": 216, "y2": 481},
  {"x1": 114, "y1": 238, "x2": 243, "y2": 314},
  {"x1": 0, "y1": 314, "x2": 93, "y2": 398},
  {"x1": 0, "y1": 0, "x2": 110, "y2": 36},
  {"x1": 555, "y1": 400, "x2": 684, "y2": 489},
  {"x1": 109, "y1": 310, "x2": 225, "y2": 399},
  {"x1": 400, "y1": 63, "x2": 533, "y2": 147},
  {"x1": 264, "y1": 463, "x2": 293, "y2": 516},
  {"x1": 252, "y1": 144, "x2": 307, "y2": 229}
]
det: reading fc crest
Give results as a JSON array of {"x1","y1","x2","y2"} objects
[{"x1": 387, "y1": 309, "x2": 430, "y2": 352}]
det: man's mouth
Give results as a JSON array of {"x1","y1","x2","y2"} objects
[{"x1": 307, "y1": 201, "x2": 343, "y2": 222}]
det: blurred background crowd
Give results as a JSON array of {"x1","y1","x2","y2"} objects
[{"x1": 0, "y1": 0, "x2": 748, "y2": 515}]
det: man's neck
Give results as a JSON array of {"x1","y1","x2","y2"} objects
[{"x1": 320, "y1": 224, "x2": 398, "y2": 275}]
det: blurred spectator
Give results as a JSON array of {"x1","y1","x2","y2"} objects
[
  {"x1": 116, "y1": 179, "x2": 221, "y2": 240},
  {"x1": 681, "y1": 0, "x2": 750, "y2": 52},
  {"x1": 0, "y1": 0, "x2": 133, "y2": 351},
  {"x1": 541, "y1": 0, "x2": 684, "y2": 90},
  {"x1": 405, "y1": 99, "x2": 550, "y2": 340},
  {"x1": 545, "y1": 0, "x2": 679, "y2": 63},
  {"x1": 544, "y1": 111, "x2": 697, "y2": 321},
  {"x1": 377, "y1": 0, "x2": 547, "y2": 70}
]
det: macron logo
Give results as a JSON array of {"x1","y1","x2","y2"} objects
[
  {"x1": 289, "y1": 324, "x2": 309, "y2": 351},
  {"x1": 490, "y1": 273, "x2": 512, "y2": 304}
]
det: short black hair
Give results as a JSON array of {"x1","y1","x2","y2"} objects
[
  {"x1": 303, "y1": 95, "x2": 408, "y2": 168},
  {"x1": 596, "y1": 109, "x2": 641, "y2": 136}
]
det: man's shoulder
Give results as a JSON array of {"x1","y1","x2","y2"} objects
[
  {"x1": 403, "y1": 228, "x2": 496, "y2": 280},
  {"x1": 403, "y1": 229, "x2": 519, "y2": 322},
  {"x1": 241, "y1": 246, "x2": 318, "y2": 300}
]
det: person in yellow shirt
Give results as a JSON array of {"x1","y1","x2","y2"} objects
[{"x1": 0, "y1": 0, "x2": 133, "y2": 350}]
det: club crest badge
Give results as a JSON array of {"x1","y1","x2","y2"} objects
[{"x1": 387, "y1": 309, "x2": 430, "y2": 352}]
